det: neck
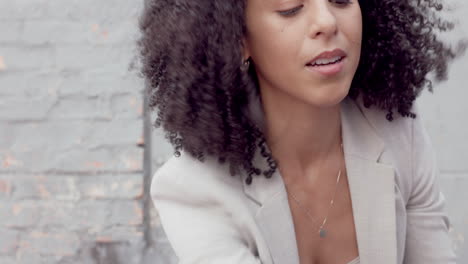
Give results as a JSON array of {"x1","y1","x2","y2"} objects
[{"x1": 259, "y1": 89, "x2": 343, "y2": 178}]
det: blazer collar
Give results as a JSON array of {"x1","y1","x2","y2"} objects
[{"x1": 242, "y1": 96, "x2": 397, "y2": 264}]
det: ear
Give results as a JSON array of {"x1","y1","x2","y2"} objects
[{"x1": 241, "y1": 37, "x2": 251, "y2": 61}]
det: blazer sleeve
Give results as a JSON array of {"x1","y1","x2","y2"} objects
[
  {"x1": 150, "y1": 160, "x2": 262, "y2": 264},
  {"x1": 403, "y1": 109, "x2": 457, "y2": 263}
]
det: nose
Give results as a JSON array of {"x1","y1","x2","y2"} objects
[{"x1": 308, "y1": 1, "x2": 338, "y2": 39}]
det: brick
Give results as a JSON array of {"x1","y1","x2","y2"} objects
[
  {"x1": 0, "y1": 145, "x2": 143, "y2": 172},
  {"x1": 0, "y1": 21, "x2": 23, "y2": 43},
  {"x1": 0, "y1": 97, "x2": 57, "y2": 121},
  {"x1": 0, "y1": 71, "x2": 55, "y2": 98},
  {"x1": 54, "y1": 70, "x2": 87, "y2": 96},
  {"x1": 110, "y1": 93, "x2": 144, "y2": 119},
  {"x1": 14, "y1": 253, "x2": 62, "y2": 264},
  {"x1": 0, "y1": 121, "x2": 87, "y2": 153},
  {"x1": 18, "y1": 230, "x2": 80, "y2": 256},
  {"x1": 20, "y1": 20, "x2": 138, "y2": 45},
  {"x1": 80, "y1": 239, "x2": 144, "y2": 264},
  {"x1": 0, "y1": 46, "x2": 55, "y2": 71},
  {"x1": 21, "y1": 20, "x2": 91, "y2": 45},
  {"x1": 0, "y1": 0, "x2": 47, "y2": 20},
  {"x1": 79, "y1": 175, "x2": 143, "y2": 199},
  {"x1": 0, "y1": 0, "x2": 142, "y2": 21},
  {"x1": 55, "y1": 45, "x2": 134, "y2": 71},
  {"x1": 77, "y1": 119, "x2": 143, "y2": 146},
  {"x1": 0, "y1": 228, "x2": 19, "y2": 254},
  {"x1": 5, "y1": 174, "x2": 142, "y2": 200},
  {"x1": 47, "y1": 94, "x2": 112, "y2": 120},
  {"x1": 0, "y1": 179, "x2": 13, "y2": 198},
  {"x1": 83, "y1": 70, "x2": 145, "y2": 95},
  {"x1": 57, "y1": 70, "x2": 144, "y2": 97},
  {"x1": 0, "y1": 70, "x2": 143, "y2": 100},
  {"x1": 86, "y1": 20, "x2": 140, "y2": 45},
  {"x1": 37, "y1": 200, "x2": 142, "y2": 229},
  {"x1": 18, "y1": 146, "x2": 143, "y2": 172},
  {"x1": 109, "y1": 200, "x2": 143, "y2": 226},
  {"x1": 45, "y1": 0, "x2": 141, "y2": 21},
  {"x1": 0, "y1": 120, "x2": 143, "y2": 172},
  {"x1": 0, "y1": 256, "x2": 16, "y2": 264},
  {"x1": 39, "y1": 201, "x2": 109, "y2": 229},
  {"x1": 94, "y1": 226, "x2": 143, "y2": 243},
  {"x1": 9, "y1": 175, "x2": 79, "y2": 200},
  {"x1": 0, "y1": 202, "x2": 42, "y2": 228}
]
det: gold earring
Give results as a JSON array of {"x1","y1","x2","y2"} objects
[{"x1": 241, "y1": 58, "x2": 250, "y2": 71}]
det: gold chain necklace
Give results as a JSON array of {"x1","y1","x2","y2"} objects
[{"x1": 285, "y1": 142, "x2": 343, "y2": 238}]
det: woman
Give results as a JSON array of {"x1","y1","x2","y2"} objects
[{"x1": 138, "y1": 0, "x2": 466, "y2": 263}]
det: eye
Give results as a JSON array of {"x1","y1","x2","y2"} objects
[
  {"x1": 330, "y1": 0, "x2": 353, "y2": 5},
  {"x1": 277, "y1": 5, "x2": 304, "y2": 17},
  {"x1": 278, "y1": 1, "x2": 353, "y2": 17}
]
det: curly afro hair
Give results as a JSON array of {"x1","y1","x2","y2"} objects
[{"x1": 137, "y1": 0, "x2": 467, "y2": 185}]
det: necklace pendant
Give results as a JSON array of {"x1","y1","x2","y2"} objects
[{"x1": 319, "y1": 228, "x2": 327, "y2": 238}]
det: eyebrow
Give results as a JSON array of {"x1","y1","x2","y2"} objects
[
  {"x1": 276, "y1": 0, "x2": 300, "y2": 4},
  {"x1": 274, "y1": 0, "x2": 302, "y2": 7}
]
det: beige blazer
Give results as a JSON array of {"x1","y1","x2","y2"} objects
[{"x1": 150, "y1": 96, "x2": 456, "y2": 264}]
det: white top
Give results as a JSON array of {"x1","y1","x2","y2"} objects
[{"x1": 347, "y1": 256, "x2": 360, "y2": 264}]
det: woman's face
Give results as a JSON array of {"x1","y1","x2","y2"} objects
[{"x1": 243, "y1": 0, "x2": 362, "y2": 107}]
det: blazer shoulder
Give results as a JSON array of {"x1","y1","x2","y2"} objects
[
  {"x1": 150, "y1": 152, "x2": 244, "y2": 203},
  {"x1": 352, "y1": 98, "x2": 432, "y2": 202},
  {"x1": 352, "y1": 97, "x2": 415, "y2": 146},
  {"x1": 150, "y1": 152, "x2": 264, "y2": 264}
]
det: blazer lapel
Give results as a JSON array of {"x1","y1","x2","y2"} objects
[
  {"x1": 340, "y1": 98, "x2": 397, "y2": 264},
  {"x1": 243, "y1": 161, "x2": 300, "y2": 264},
  {"x1": 242, "y1": 97, "x2": 397, "y2": 264}
]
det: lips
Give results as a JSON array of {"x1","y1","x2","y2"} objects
[{"x1": 307, "y1": 48, "x2": 347, "y2": 66}]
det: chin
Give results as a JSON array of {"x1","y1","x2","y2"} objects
[{"x1": 304, "y1": 85, "x2": 350, "y2": 108}]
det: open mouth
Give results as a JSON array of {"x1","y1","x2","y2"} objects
[
  {"x1": 305, "y1": 56, "x2": 346, "y2": 76},
  {"x1": 306, "y1": 56, "x2": 345, "y2": 67}
]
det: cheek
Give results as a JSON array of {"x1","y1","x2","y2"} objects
[
  {"x1": 251, "y1": 27, "x2": 300, "y2": 63},
  {"x1": 247, "y1": 15, "x2": 303, "y2": 63},
  {"x1": 345, "y1": 10, "x2": 363, "y2": 46},
  {"x1": 249, "y1": 28, "x2": 302, "y2": 77},
  {"x1": 345, "y1": 25, "x2": 362, "y2": 48}
]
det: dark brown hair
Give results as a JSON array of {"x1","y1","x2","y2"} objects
[{"x1": 137, "y1": 0, "x2": 467, "y2": 185}]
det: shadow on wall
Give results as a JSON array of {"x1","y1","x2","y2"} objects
[
  {"x1": 91, "y1": 241, "x2": 124, "y2": 264},
  {"x1": 76, "y1": 240, "x2": 145, "y2": 264}
]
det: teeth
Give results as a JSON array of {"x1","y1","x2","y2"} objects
[{"x1": 310, "y1": 56, "x2": 342, "y2": 66}]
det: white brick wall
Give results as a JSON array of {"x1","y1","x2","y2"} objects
[
  {"x1": 416, "y1": 1, "x2": 468, "y2": 261},
  {"x1": 0, "y1": 0, "x2": 157, "y2": 263}
]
